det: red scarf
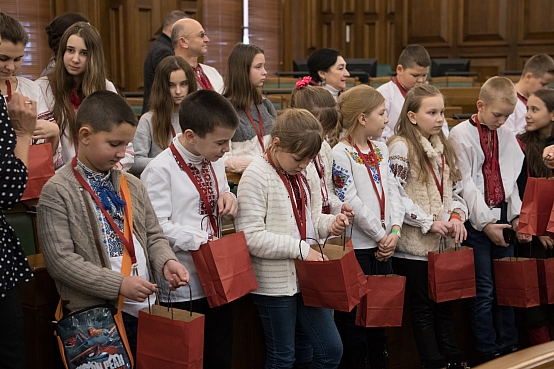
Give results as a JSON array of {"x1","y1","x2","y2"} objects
[{"x1": 194, "y1": 64, "x2": 214, "y2": 91}]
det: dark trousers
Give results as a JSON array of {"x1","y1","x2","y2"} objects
[
  {"x1": 393, "y1": 257, "x2": 465, "y2": 368},
  {"x1": 0, "y1": 287, "x2": 27, "y2": 369},
  {"x1": 164, "y1": 297, "x2": 233, "y2": 369}
]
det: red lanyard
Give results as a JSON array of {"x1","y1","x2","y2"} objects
[
  {"x1": 352, "y1": 139, "x2": 386, "y2": 229},
  {"x1": 169, "y1": 143, "x2": 219, "y2": 235},
  {"x1": 425, "y1": 155, "x2": 445, "y2": 202},
  {"x1": 245, "y1": 106, "x2": 265, "y2": 151},
  {"x1": 392, "y1": 77, "x2": 408, "y2": 98},
  {"x1": 517, "y1": 92, "x2": 528, "y2": 106},
  {"x1": 71, "y1": 157, "x2": 136, "y2": 264},
  {"x1": 170, "y1": 126, "x2": 176, "y2": 138},
  {"x1": 473, "y1": 114, "x2": 498, "y2": 207},
  {"x1": 6, "y1": 80, "x2": 12, "y2": 102},
  {"x1": 267, "y1": 151, "x2": 307, "y2": 239},
  {"x1": 313, "y1": 154, "x2": 330, "y2": 214}
]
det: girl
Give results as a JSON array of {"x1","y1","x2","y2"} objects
[
  {"x1": 388, "y1": 84, "x2": 469, "y2": 369},
  {"x1": 517, "y1": 89, "x2": 554, "y2": 346},
  {"x1": 131, "y1": 55, "x2": 197, "y2": 176},
  {"x1": 223, "y1": 43, "x2": 277, "y2": 174},
  {"x1": 307, "y1": 48, "x2": 350, "y2": 101},
  {"x1": 290, "y1": 81, "x2": 346, "y2": 215},
  {"x1": 35, "y1": 22, "x2": 132, "y2": 171},
  {"x1": 0, "y1": 12, "x2": 59, "y2": 152},
  {"x1": 331, "y1": 84, "x2": 404, "y2": 369},
  {"x1": 236, "y1": 109, "x2": 347, "y2": 369}
]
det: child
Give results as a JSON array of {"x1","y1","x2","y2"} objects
[
  {"x1": 290, "y1": 81, "x2": 350, "y2": 215},
  {"x1": 516, "y1": 89, "x2": 554, "y2": 345},
  {"x1": 0, "y1": 12, "x2": 59, "y2": 152},
  {"x1": 131, "y1": 55, "x2": 197, "y2": 176},
  {"x1": 377, "y1": 44, "x2": 449, "y2": 141},
  {"x1": 504, "y1": 54, "x2": 554, "y2": 135},
  {"x1": 223, "y1": 43, "x2": 277, "y2": 174},
  {"x1": 236, "y1": 108, "x2": 348, "y2": 369},
  {"x1": 37, "y1": 90, "x2": 189, "y2": 361},
  {"x1": 388, "y1": 84, "x2": 469, "y2": 369},
  {"x1": 448, "y1": 76, "x2": 527, "y2": 362},
  {"x1": 141, "y1": 90, "x2": 239, "y2": 369},
  {"x1": 331, "y1": 85, "x2": 404, "y2": 369},
  {"x1": 35, "y1": 22, "x2": 133, "y2": 171},
  {"x1": 307, "y1": 48, "x2": 351, "y2": 101}
]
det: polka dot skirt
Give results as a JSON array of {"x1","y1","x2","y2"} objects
[{"x1": 0, "y1": 95, "x2": 33, "y2": 297}]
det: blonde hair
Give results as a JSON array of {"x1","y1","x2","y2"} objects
[
  {"x1": 269, "y1": 109, "x2": 322, "y2": 160},
  {"x1": 389, "y1": 84, "x2": 461, "y2": 183},
  {"x1": 479, "y1": 76, "x2": 517, "y2": 106},
  {"x1": 332, "y1": 85, "x2": 384, "y2": 145},
  {"x1": 290, "y1": 86, "x2": 339, "y2": 144}
]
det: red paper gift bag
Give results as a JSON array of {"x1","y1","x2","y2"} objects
[
  {"x1": 21, "y1": 143, "x2": 55, "y2": 201},
  {"x1": 355, "y1": 274, "x2": 406, "y2": 327},
  {"x1": 191, "y1": 231, "x2": 258, "y2": 308},
  {"x1": 536, "y1": 258, "x2": 554, "y2": 304},
  {"x1": 519, "y1": 178, "x2": 554, "y2": 236},
  {"x1": 428, "y1": 245, "x2": 476, "y2": 303},
  {"x1": 295, "y1": 242, "x2": 368, "y2": 312},
  {"x1": 494, "y1": 257, "x2": 540, "y2": 308},
  {"x1": 136, "y1": 304, "x2": 205, "y2": 369}
]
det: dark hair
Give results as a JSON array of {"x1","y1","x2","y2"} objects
[
  {"x1": 518, "y1": 89, "x2": 554, "y2": 178},
  {"x1": 0, "y1": 12, "x2": 29, "y2": 45},
  {"x1": 179, "y1": 90, "x2": 239, "y2": 138},
  {"x1": 77, "y1": 90, "x2": 138, "y2": 132},
  {"x1": 163, "y1": 10, "x2": 187, "y2": 30},
  {"x1": 521, "y1": 54, "x2": 554, "y2": 78},
  {"x1": 45, "y1": 12, "x2": 89, "y2": 55},
  {"x1": 223, "y1": 43, "x2": 265, "y2": 110},
  {"x1": 398, "y1": 44, "x2": 430, "y2": 69},
  {"x1": 150, "y1": 56, "x2": 197, "y2": 150},
  {"x1": 307, "y1": 48, "x2": 341, "y2": 83}
]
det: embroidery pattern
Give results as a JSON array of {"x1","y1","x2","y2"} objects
[
  {"x1": 332, "y1": 164, "x2": 351, "y2": 202},
  {"x1": 186, "y1": 161, "x2": 217, "y2": 216}
]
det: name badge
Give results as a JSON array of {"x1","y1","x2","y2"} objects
[{"x1": 491, "y1": 208, "x2": 501, "y2": 221}]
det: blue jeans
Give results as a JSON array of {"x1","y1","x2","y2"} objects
[
  {"x1": 251, "y1": 293, "x2": 343, "y2": 369},
  {"x1": 464, "y1": 219, "x2": 518, "y2": 354}
]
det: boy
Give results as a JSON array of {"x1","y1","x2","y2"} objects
[
  {"x1": 504, "y1": 54, "x2": 554, "y2": 135},
  {"x1": 448, "y1": 77, "x2": 528, "y2": 362},
  {"x1": 37, "y1": 90, "x2": 189, "y2": 359},
  {"x1": 377, "y1": 44, "x2": 449, "y2": 141},
  {"x1": 141, "y1": 90, "x2": 239, "y2": 369}
]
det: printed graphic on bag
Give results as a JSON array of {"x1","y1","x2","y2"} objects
[{"x1": 56, "y1": 306, "x2": 132, "y2": 369}]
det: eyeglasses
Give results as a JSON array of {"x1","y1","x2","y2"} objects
[{"x1": 196, "y1": 31, "x2": 207, "y2": 39}]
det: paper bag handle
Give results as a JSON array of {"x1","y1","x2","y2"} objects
[
  {"x1": 322, "y1": 216, "x2": 354, "y2": 251},
  {"x1": 200, "y1": 214, "x2": 222, "y2": 238},
  {"x1": 298, "y1": 237, "x2": 324, "y2": 261}
]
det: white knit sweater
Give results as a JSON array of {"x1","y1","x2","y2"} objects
[{"x1": 235, "y1": 156, "x2": 336, "y2": 296}]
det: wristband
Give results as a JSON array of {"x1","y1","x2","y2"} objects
[
  {"x1": 450, "y1": 213, "x2": 462, "y2": 221},
  {"x1": 391, "y1": 229, "x2": 401, "y2": 238}
]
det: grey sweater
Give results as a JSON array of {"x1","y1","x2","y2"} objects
[{"x1": 38, "y1": 163, "x2": 177, "y2": 311}]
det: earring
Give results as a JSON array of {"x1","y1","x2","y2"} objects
[{"x1": 321, "y1": 78, "x2": 326, "y2": 86}]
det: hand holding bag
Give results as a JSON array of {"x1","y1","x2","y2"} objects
[
  {"x1": 428, "y1": 238, "x2": 476, "y2": 303},
  {"x1": 294, "y1": 235, "x2": 368, "y2": 312},
  {"x1": 136, "y1": 286, "x2": 205, "y2": 369},
  {"x1": 355, "y1": 259, "x2": 406, "y2": 328},
  {"x1": 191, "y1": 216, "x2": 258, "y2": 308}
]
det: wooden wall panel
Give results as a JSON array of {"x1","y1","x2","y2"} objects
[
  {"x1": 519, "y1": 0, "x2": 554, "y2": 44},
  {"x1": 458, "y1": 0, "x2": 509, "y2": 45},
  {"x1": 249, "y1": 0, "x2": 282, "y2": 75},
  {"x1": 403, "y1": 0, "x2": 451, "y2": 46}
]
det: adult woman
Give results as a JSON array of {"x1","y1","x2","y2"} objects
[{"x1": 307, "y1": 48, "x2": 351, "y2": 101}]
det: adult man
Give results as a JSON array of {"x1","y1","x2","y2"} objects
[
  {"x1": 172, "y1": 18, "x2": 224, "y2": 93},
  {"x1": 142, "y1": 10, "x2": 187, "y2": 114}
]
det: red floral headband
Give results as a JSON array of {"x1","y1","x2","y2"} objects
[{"x1": 295, "y1": 76, "x2": 312, "y2": 89}]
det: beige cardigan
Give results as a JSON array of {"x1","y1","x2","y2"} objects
[{"x1": 235, "y1": 156, "x2": 336, "y2": 296}]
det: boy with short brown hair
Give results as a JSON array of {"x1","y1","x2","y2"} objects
[
  {"x1": 38, "y1": 90, "x2": 189, "y2": 360},
  {"x1": 505, "y1": 54, "x2": 554, "y2": 135},
  {"x1": 448, "y1": 76, "x2": 526, "y2": 362}
]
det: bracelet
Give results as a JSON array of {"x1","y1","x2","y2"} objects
[
  {"x1": 391, "y1": 229, "x2": 400, "y2": 235},
  {"x1": 450, "y1": 213, "x2": 462, "y2": 221}
]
